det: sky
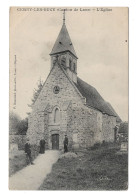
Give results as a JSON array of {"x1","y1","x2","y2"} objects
[{"x1": 9, "y1": 7, "x2": 128, "y2": 121}]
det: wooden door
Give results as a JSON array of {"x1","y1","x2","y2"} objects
[{"x1": 52, "y1": 134, "x2": 59, "y2": 150}]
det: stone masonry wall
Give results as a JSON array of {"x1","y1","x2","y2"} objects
[
  {"x1": 27, "y1": 110, "x2": 45, "y2": 145},
  {"x1": 27, "y1": 64, "x2": 84, "y2": 148},
  {"x1": 44, "y1": 110, "x2": 49, "y2": 149},
  {"x1": 102, "y1": 114, "x2": 116, "y2": 142},
  {"x1": 95, "y1": 112, "x2": 103, "y2": 143},
  {"x1": 47, "y1": 106, "x2": 68, "y2": 150},
  {"x1": 27, "y1": 63, "x2": 116, "y2": 150},
  {"x1": 67, "y1": 104, "x2": 103, "y2": 149}
]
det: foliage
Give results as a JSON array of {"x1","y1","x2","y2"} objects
[
  {"x1": 9, "y1": 112, "x2": 21, "y2": 135},
  {"x1": 9, "y1": 112, "x2": 28, "y2": 135},
  {"x1": 18, "y1": 118, "x2": 28, "y2": 135},
  {"x1": 119, "y1": 122, "x2": 128, "y2": 134}
]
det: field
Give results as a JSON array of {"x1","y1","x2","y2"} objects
[{"x1": 39, "y1": 144, "x2": 128, "y2": 190}]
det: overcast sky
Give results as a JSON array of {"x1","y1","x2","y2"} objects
[{"x1": 10, "y1": 7, "x2": 128, "y2": 121}]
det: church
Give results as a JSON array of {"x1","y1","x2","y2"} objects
[{"x1": 27, "y1": 13, "x2": 121, "y2": 150}]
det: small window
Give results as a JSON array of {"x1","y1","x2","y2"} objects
[{"x1": 69, "y1": 59, "x2": 72, "y2": 69}]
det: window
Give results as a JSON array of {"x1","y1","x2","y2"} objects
[
  {"x1": 61, "y1": 57, "x2": 66, "y2": 67},
  {"x1": 53, "y1": 86, "x2": 60, "y2": 94},
  {"x1": 69, "y1": 59, "x2": 72, "y2": 69},
  {"x1": 54, "y1": 108, "x2": 60, "y2": 123},
  {"x1": 73, "y1": 63, "x2": 76, "y2": 72}
]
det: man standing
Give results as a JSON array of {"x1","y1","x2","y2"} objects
[
  {"x1": 64, "y1": 135, "x2": 68, "y2": 153},
  {"x1": 24, "y1": 138, "x2": 34, "y2": 165},
  {"x1": 39, "y1": 139, "x2": 46, "y2": 154}
]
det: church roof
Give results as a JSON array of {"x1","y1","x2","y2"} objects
[
  {"x1": 106, "y1": 102, "x2": 122, "y2": 122},
  {"x1": 50, "y1": 23, "x2": 78, "y2": 58},
  {"x1": 74, "y1": 77, "x2": 120, "y2": 118}
]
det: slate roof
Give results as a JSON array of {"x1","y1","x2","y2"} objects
[
  {"x1": 50, "y1": 24, "x2": 77, "y2": 58},
  {"x1": 74, "y1": 77, "x2": 119, "y2": 118},
  {"x1": 106, "y1": 102, "x2": 122, "y2": 122}
]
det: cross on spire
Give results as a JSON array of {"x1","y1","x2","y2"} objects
[{"x1": 63, "y1": 9, "x2": 65, "y2": 24}]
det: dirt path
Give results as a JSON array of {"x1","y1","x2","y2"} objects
[{"x1": 9, "y1": 150, "x2": 60, "y2": 190}]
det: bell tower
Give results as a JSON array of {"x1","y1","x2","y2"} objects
[{"x1": 50, "y1": 10, "x2": 78, "y2": 84}]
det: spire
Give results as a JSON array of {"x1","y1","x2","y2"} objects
[
  {"x1": 63, "y1": 9, "x2": 65, "y2": 24},
  {"x1": 50, "y1": 13, "x2": 77, "y2": 58}
]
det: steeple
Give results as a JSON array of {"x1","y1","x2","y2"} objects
[
  {"x1": 50, "y1": 16, "x2": 77, "y2": 58},
  {"x1": 63, "y1": 9, "x2": 65, "y2": 24},
  {"x1": 50, "y1": 11, "x2": 78, "y2": 83}
]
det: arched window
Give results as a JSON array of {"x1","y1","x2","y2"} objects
[{"x1": 54, "y1": 108, "x2": 60, "y2": 123}]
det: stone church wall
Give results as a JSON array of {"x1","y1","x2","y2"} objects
[
  {"x1": 67, "y1": 104, "x2": 103, "y2": 149},
  {"x1": 44, "y1": 110, "x2": 49, "y2": 149},
  {"x1": 102, "y1": 114, "x2": 116, "y2": 142},
  {"x1": 27, "y1": 110, "x2": 45, "y2": 145},
  {"x1": 27, "y1": 64, "x2": 116, "y2": 151},
  {"x1": 27, "y1": 64, "x2": 84, "y2": 149},
  {"x1": 31, "y1": 64, "x2": 84, "y2": 112},
  {"x1": 94, "y1": 111, "x2": 103, "y2": 143},
  {"x1": 47, "y1": 108, "x2": 68, "y2": 150}
]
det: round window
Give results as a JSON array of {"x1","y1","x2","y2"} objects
[{"x1": 53, "y1": 86, "x2": 60, "y2": 94}]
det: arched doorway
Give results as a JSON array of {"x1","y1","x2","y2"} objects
[{"x1": 52, "y1": 134, "x2": 59, "y2": 150}]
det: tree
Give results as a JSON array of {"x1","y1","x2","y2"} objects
[
  {"x1": 18, "y1": 118, "x2": 28, "y2": 135},
  {"x1": 9, "y1": 112, "x2": 21, "y2": 135},
  {"x1": 9, "y1": 112, "x2": 28, "y2": 135},
  {"x1": 28, "y1": 78, "x2": 44, "y2": 108}
]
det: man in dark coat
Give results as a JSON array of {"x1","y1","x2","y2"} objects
[
  {"x1": 64, "y1": 135, "x2": 68, "y2": 153},
  {"x1": 24, "y1": 138, "x2": 34, "y2": 165},
  {"x1": 39, "y1": 139, "x2": 46, "y2": 154}
]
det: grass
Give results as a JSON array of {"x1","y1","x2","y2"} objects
[
  {"x1": 9, "y1": 150, "x2": 27, "y2": 176},
  {"x1": 39, "y1": 144, "x2": 128, "y2": 190},
  {"x1": 9, "y1": 145, "x2": 40, "y2": 176}
]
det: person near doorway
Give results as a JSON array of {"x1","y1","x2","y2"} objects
[
  {"x1": 24, "y1": 138, "x2": 34, "y2": 165},
  {"x1": 39, "y1": 139, "x2": 46, "y2": 154},
  {"x1": 64, "y1": 135, "x2": 68, "y2": 153}
]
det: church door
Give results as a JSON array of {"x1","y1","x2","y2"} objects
[{"x1": 52, "y1": 134, "x2": 59, "y2": 150}]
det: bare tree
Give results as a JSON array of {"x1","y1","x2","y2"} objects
[{"x1": 28, "y1": 78, "x2": 44, "y2": 109}]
